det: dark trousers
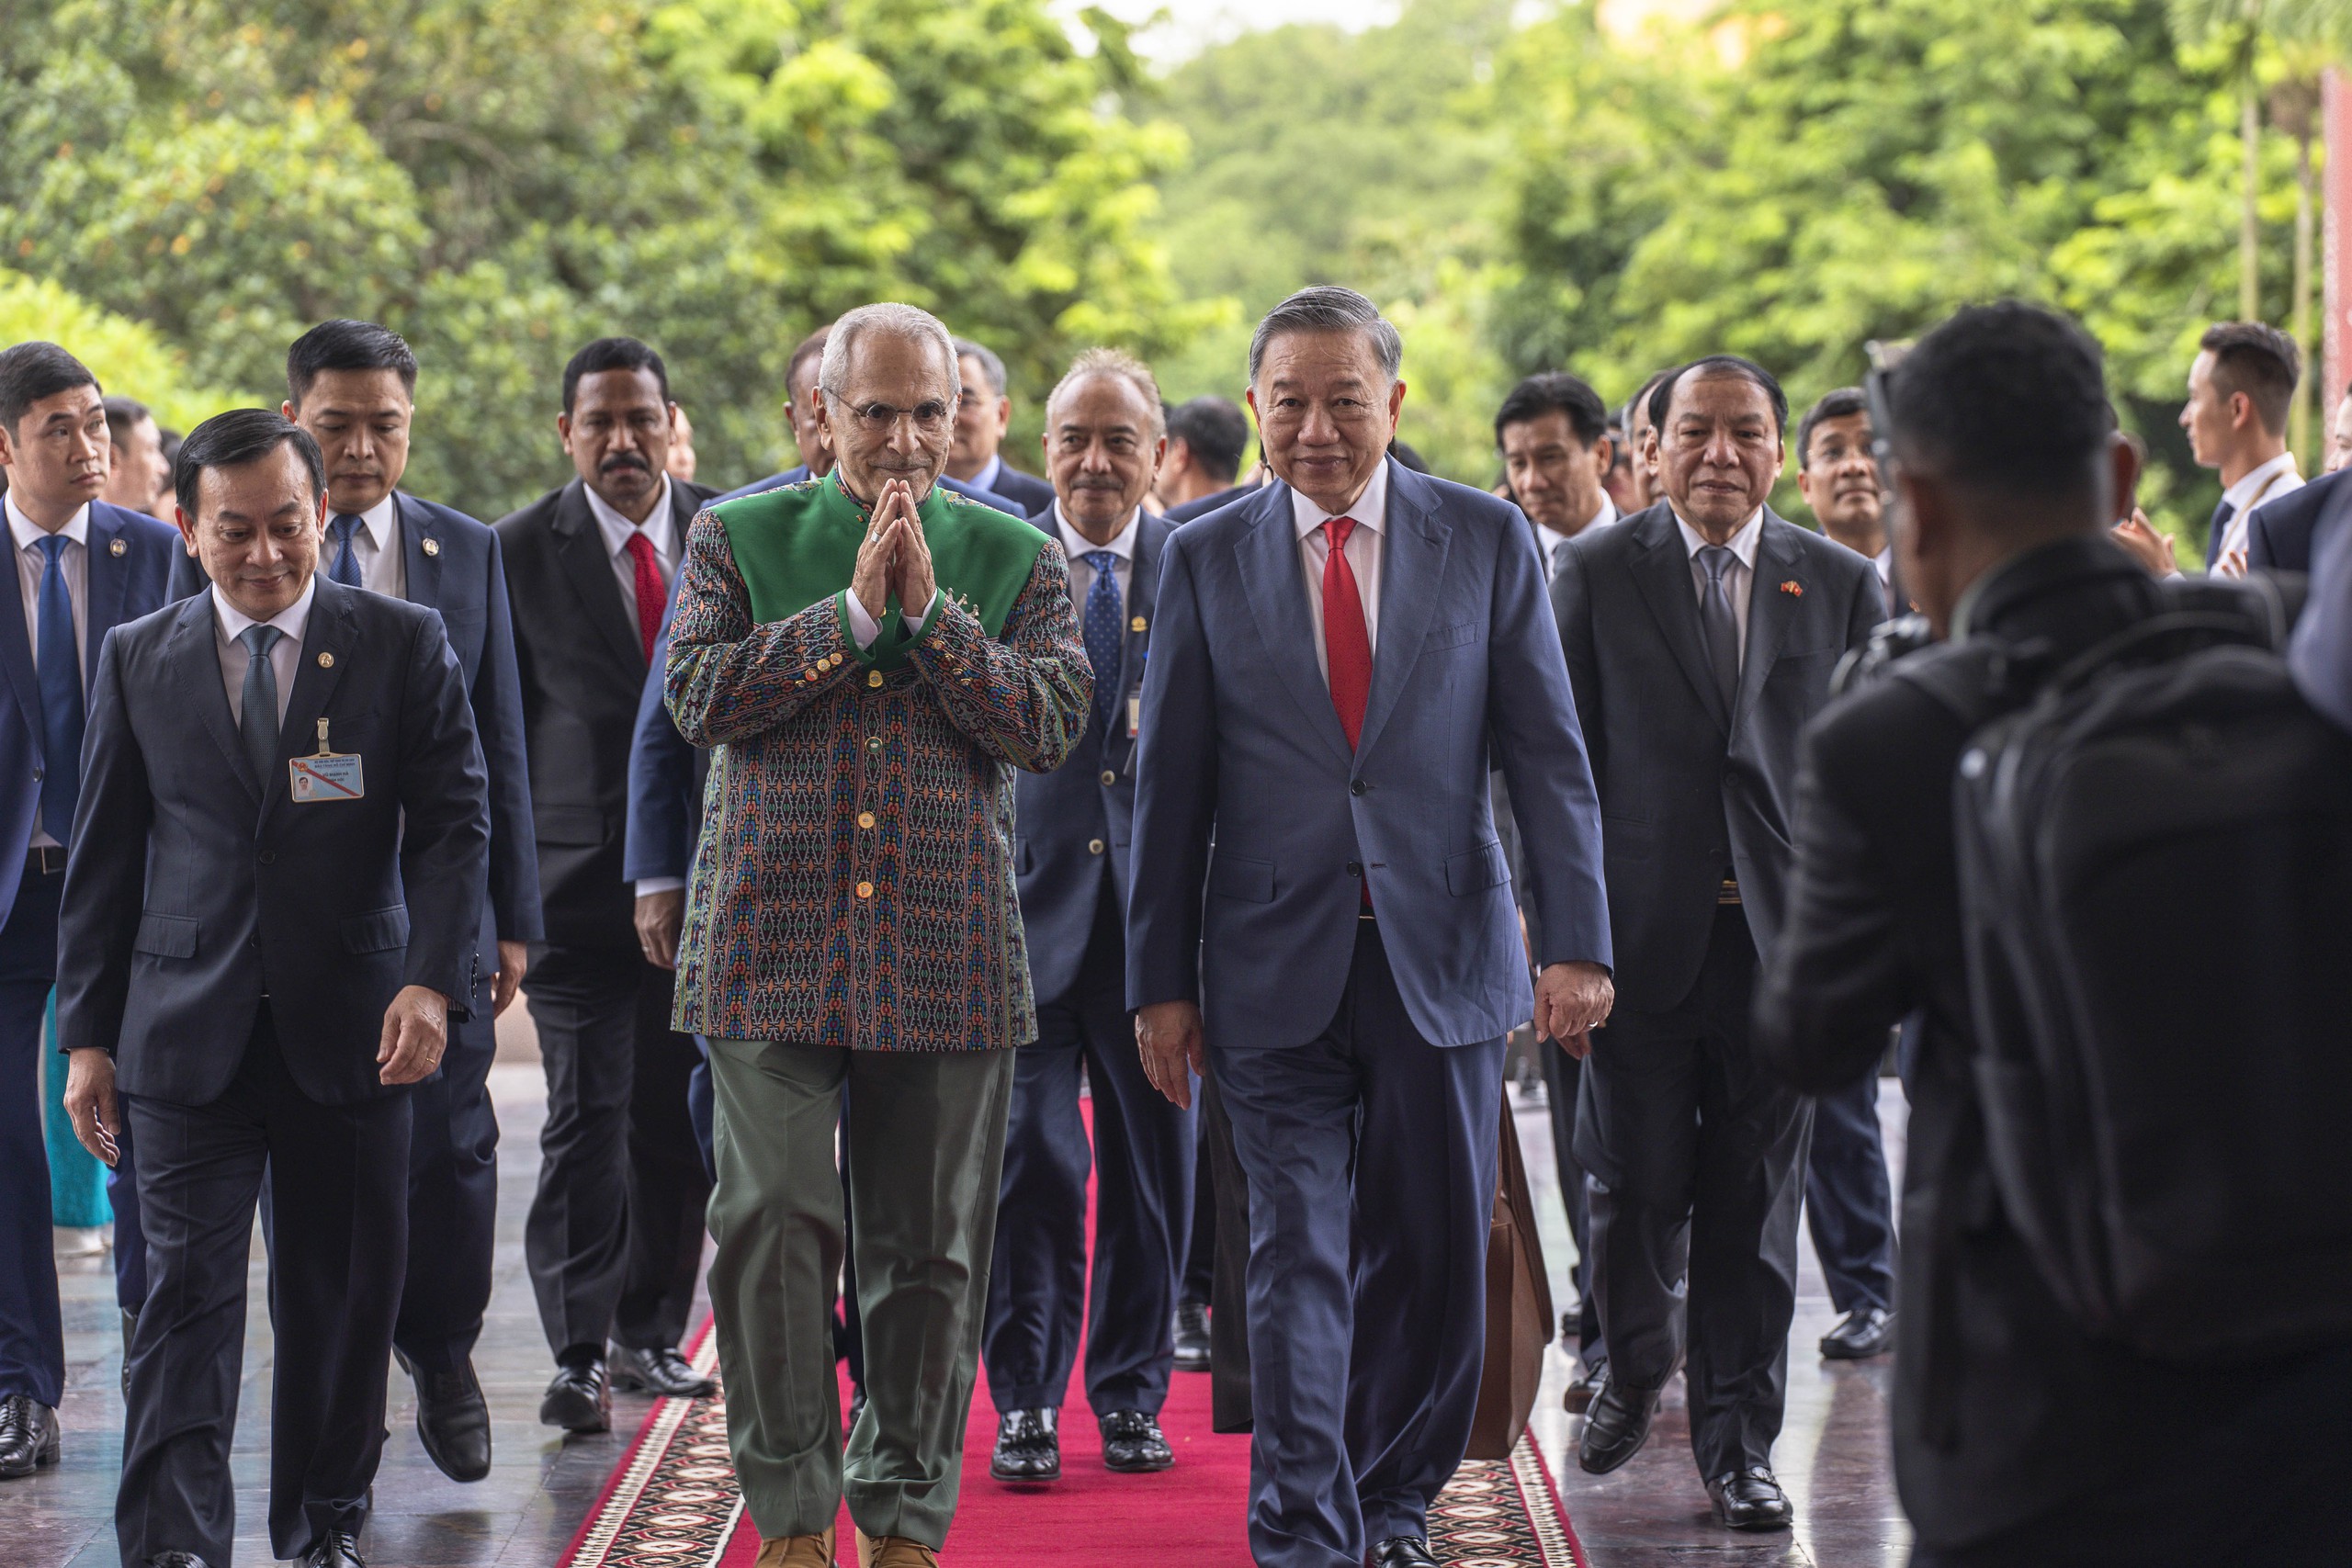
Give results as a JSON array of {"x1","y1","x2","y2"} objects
[
  {"x1": 117, "y1": 1020, "x2": 410, "y2": 1564},
  {"x1": 0, "y1": 864, "x2": 63, "y2": 1406},
  {"x1": 1805, "y1": 1069, "x2": 1896, "y2": 1317},
  {"x1": 394, "y1": 976, "x2": 500, "y2": 1372},
  {"x1": 1179, "y1": 1131, "x2": 1215, "y2": 1306},
  {"x1": 522, "y1": 943, "x2": 710, "y2": 1359},
  {"x1": 1538, "y1": 1035, "x2": 1601, "y2": 1359},
  {"x1": 1213, "y1": 920, "x2": 1503, "y2": 1568},
  {"x1": 1576, "y1": 904, "x2": 1812, "y2": 1480},
  {"x1": 984, "y1": 898, "x2": 1194, "y2": 1417}
]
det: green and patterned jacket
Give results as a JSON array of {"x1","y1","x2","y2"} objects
[{"x1": 665, "y1": 472, "x2": 1091, "y2": 1050}]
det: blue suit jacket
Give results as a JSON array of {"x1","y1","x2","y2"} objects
[
  {"x1": 171, "y1": 492, "x2": 542, "y2": 977},
  {"x1": 1125, "y1": 460, "x2": 1611, "y2": 1050},
  {"x1": 0, "y1": 501, "x2": 180, "y2": 931},
  {"x1": 625, "y1": 576, "x2": 706, "y2": 886},
  {"x1": 2248, "y1": 467, "x2": 2347, "y2": 572},
  {"x1": 2292, "y1": 506, "x2": 2352, "y2": 732},
  {"x1": 1013, "y1": 507, "x2": 1170, "y2": 1004},
  {"x1": 57, "y1": 578, "x2": 490, "y2": 1106},
  {"x1": 718, "y1": 464, "x2": 1023, "y2": 516}
]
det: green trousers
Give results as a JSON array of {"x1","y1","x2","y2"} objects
[{"x1": 705, "y1": 1039, "x2": 1015, "y2": 1549}]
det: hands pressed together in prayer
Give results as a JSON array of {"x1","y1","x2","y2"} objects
[{"x1": 852, "y1": 478, "x2": 938, "y2": 624}]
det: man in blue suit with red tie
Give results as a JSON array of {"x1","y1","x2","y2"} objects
[
  {"x1": 1127, "y1": 288, "x2": 1614, "y2": 1568},
  {"x1": 0, "y1": 343, "x2": 179, "y2": 1479}
]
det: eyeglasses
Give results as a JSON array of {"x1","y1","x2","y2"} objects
[{"x1": 831, "y1": 396, "x2": 955, "y2": 435}]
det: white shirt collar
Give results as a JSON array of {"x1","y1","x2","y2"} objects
[
  {"x1": 1873, "y1": 546, "x2": 1894, "y2": 585},
  {"x1": 1673, "y1": 506, "x2": 1764, "y2": 568},
  {"x1": 1533, "y1": 492, "x2": 1620, "y2": 564},
  {"x1": 211, "y1": 572, "x2": 317, "y2": 646},
  {"x1": 1290, "y1": 459, "x2": 1391, "y2": 540},
  {"x1": 582, "y1": 473, "x2": 675, "y2": 560},
  {"x1": 1052, "y1": 502, "x2": 1140, "y2": 563},
  {"x1": 333, "y1": 491, "x2": 399, "y2": 553},
  {"x1": 6, "y1": 492, "x2": 91, "y2": 553},
  {"x1": 2222, "y1": 450, "x2": 2301, "y2": 513}
]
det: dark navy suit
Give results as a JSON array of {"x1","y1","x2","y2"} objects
[
  {"x1": 1162, "y1": 481, "x2": 1253, "y2": 524},
  {"x1": 1128, "y1": 462, "x2": 1611, "y2": 1566},
  {"x1": 59, "y1": 577, "x2": 488, "y2": 1564},
  {"x1": 2294, "y1": 505, "x2": 2352, "y2": 732},
  {"x1": 718, "y1": 463, "x2": 1021, "y2": 515},
  {"x1": 2248, "y1": 465, "x2": 2348, "y2": 572},
  {"x1": 158, "y1": 493, "x2": 539, "y2": 1375},
  {"x1": 983, "y1": 507, "x2": 1194, "y2": 1422},
  {"x1": 0, "y1": 500, "x2": 176, "y2": 1415}
]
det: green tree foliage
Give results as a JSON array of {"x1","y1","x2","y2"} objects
[
  {"x1": 1, "y1": 0, "x2": 1199, "y2": 513},
  {"x1": 0, "y1": 267, "x2": 236, "y2": 433}
]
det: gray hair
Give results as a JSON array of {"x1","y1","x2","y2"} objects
[
  {"x1": 1247, "y1": 286, "x2": 1403, "y2": 387},
  {"x1": 952, "y1": 336, "x2": 1009, "y2": 398},
  {"x1": 1046, "y1": 347, "x2": 1166, "y2": 440},
  {"x1": 819, "y1": 304, "x2": 961, "y2": 402}
]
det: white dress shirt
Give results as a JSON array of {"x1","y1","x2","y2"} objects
[
  {"x1": 1053, "y1": 502, "x2": 1138, "y2": 613},
  {"x1": 582, "y1": 474, "x2": 678, "y2": 613},
  {"x1": 2216, "y1": 451, "x2": 2304, "y2": 561},
  {"x1": 10, "y1": 493, "x2": 91, "y2": 849},
  {"x1": 212, "y1": 576, "x2": 314, "y2": 728},
  {"x1": 1535, "y1": 493, "x2": 1621, "y2": 581},
  {"x1": 1293, "y1": 461, "x2": 1389, "y2": 682},
  {"x1": 1674, "y1": 507, "x2": 1764, "y2": 670},
  {"x1": 1873, "y1": 547, "x2": 1894, "y2": 588},
  {"x1": 325, "y1": 492, "x2": 405, "y2": 598}
]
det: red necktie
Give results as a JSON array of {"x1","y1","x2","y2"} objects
[
  {"x1": 624, "y1": 531, "x2": 663, "y2": 665},
  {"x1": 1321, "y1": 516, "x2": 1372, "y2": 749}
]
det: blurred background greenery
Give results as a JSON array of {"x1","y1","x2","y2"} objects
[{"x1": 1, "y1": 0, "x2": 2335, "y2": 550}]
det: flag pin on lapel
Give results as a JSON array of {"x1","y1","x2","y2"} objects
[{"x1": 1780, "y1": 580, "x2": 1804, "y2": 597}]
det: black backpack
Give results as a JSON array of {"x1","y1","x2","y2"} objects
[{"x1": 1896, "y1": 577, "x2": 2352, "y2": 1363}]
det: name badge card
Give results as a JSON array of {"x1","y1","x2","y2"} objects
[{"x1": 290, "y1": 718, "x2": 365, "y2": 803}]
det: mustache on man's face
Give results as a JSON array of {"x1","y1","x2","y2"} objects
[{"x1": 601, "y1": 453, "x2": 650, "y2": 477}]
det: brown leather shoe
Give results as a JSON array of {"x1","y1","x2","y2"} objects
[
  {"x1": 752, "y1": 1527, "x2": 836, "y2": 1567},
  {"x1": 854, "y1": 1529, "x2": 938, "y2": 1567}
]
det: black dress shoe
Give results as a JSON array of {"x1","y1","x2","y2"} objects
[
  {"x1": 1576, "y1": 1379, "x2": 1657, "y2": 1474},
  {"x1": 302, "y1": 1529, "x2": 367, "y2": 1567},
  {"x1": 1099, "y1": 1409, "x2": 1173, "y2": 1472},
  {"x1": 610, "y1": 1344, "x2": 718, "y2": 1399},
  {"x1": 1370, "y1": 1537, "x2": 1440, "y2": 1567},
  {"x1": 0, "y1": 1393, "x2": 59, "y2": 1477},
  {"x1": 1563, "y1": 1355, "x2": 1607, "y2": 1415},
  {"x1": 395, "y1": 1348, "x2": 492, "y2": 1482},
  {"x1": 1707, "y1": 1466, "x2": 1794, "y2": 1530},
  {"x1": 1171, "y1": 1303, "x2": 1212, "y2": 1373},
  {"x1": 146, "y1": 1554, "x2": 210, "y2": 1568},
  {"x1": 539, "y1": 1359, "x2": 612, "y2": 1433},
  {"x1": 989, "y1": 1407, "x2": 1059, "y2": 1483},
  {"x1": 1819, "y1": 1305, "x2": 1895, "y2": 1359}
]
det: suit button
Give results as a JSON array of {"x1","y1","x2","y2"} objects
[
  {"x1": 855, "y1": 881, "x2": 875, "y2": 899},
  {"x1": 1088, "y1": 839, "x2": 1105, "y2": 855},
  {"x1": 1350, "y1": 779, "x2": 1369, "y2": 796},
  {"x1": 30, "y1": 767, "x2": 40, "y2": 783},
  {"x1": 867, "y1": 671, "x2": 884, "y2": 688},
  {"x1": 1347, "y1": 861, "x2": 1362, "y2": 876},
  {"x1": 866, "y1": 736, "x2": 883, "y2": 753},
  {"x1": 857, "y1": 812, "x2": 876, "y2": 829},
  {"x1": 1100, "y1": 770, "x2": 1116, "y2": 786},
  {"x1": 259, "y1": 851, "x2": 277, "y2": 865}
]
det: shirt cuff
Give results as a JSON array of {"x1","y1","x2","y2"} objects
[
  {"x1": 635, "y1": 876, "x2": 685, "y2": 897},
  {"x1": 844, "y1": 589, "x2": 941, "y2": 649}
]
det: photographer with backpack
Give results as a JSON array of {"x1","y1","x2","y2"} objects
[{"x1": 1755, "y1": 300, "x2": 2352, "y2": 1566}]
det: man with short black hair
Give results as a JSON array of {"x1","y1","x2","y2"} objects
[
  {"x1": 0, "y1": 344, "x2": 179, "y2": 1482},
  {"x1": 1613, "y1": 370, "x2": 1672, "y2": 514},
  {"x1": 102, "y1": 396, "x2": 171, "y2": 513},
  {"x1": 1498, "y1": 372, "x2": 1619, "y2": 570},
  {"x1": 1795, "y1": 388, "x2": 1886, "y2": 562},
  {"x1": 496, "y1": 337, "x2": 720, "y2": 1432},
  {"x1": 1155, "y1": 395, "x2": 1250, "y2": 515},
  {"x1": 949, "y1": 336, "x2": 1055, "y2": 514},
  {"x1": 2182, "y1": 321, "x2": 2303, "y2": 574},
  {"x1": 1759, "y1": 299, "x2": 2352, "y2": 1563},
  {"x1": 61, "y1": 407, "x2": 488, "y2": 1568}
]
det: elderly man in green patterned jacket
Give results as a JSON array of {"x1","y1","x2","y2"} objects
[{"x1": 665, "y1": 302, "x2": 1090, "y2": 1568}]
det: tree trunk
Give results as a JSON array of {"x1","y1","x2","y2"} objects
[
  {"x1": 2294, "y1": 129, "x2": 2316, "y2": 463},
  {"x1": 2245, "y1": 70, "x2": 2265, "y2": 321}
]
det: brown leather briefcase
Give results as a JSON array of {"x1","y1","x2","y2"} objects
[{"x1": 1465, "y1": 1089, "x2": 1555, "y2": 1460}]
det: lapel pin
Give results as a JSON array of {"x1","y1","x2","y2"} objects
[
  {"x1": 1130, "y1": 615, "x2": 1147, "y2": 633},
  {"x1": 109, "y1": 537, "x2": 127, "y2": 557},
  {"x1": 317, "y1": 651, "x2": 334, "y2": 668},
  {"x1": 1780, "y1": 580, "x2": 1804, "y2": 597},
  {"x1": 422, "y1": 536, "x2": 441, "y2": 557}
]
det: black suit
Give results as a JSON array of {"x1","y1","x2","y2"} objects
[
  {"x1": 59, "y1": 579, "x2": 488, "y2": 1563},
  {"x1": 494, "y1": 476, "x2": 718, "y2": 1362},
  {"x1": 1551, "y1": 502, "x2": 1878, "y2": 1479},
  {"x1": 1756, "y1": 536, "x2": 2352, "y2": 1560},
  {"x1": 978, "y1": 460, "x2": 1055, "y2": 517},
  {"x1": 2247, "y1": 465, "x2": 2346, "y2": 572}
]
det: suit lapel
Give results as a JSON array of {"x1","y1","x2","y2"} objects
[
  {"x1": 0, "y1": 538, "x2": 40, "y2": 749},
  {"x1": 398, "y1": 492, "x2": 442, "y2": 609},
  {"x1": 1734, "y1": 513, "x2": 1804, "y2": 729},
  {"x1": 1354, "y1": 464, "x2": 1449, "y2": 762},
  {"x1": 551, "y1": 481, "x2": 645, "y2": 672},
  {"x1": 83, "y1": 505, "x2": 130, "y2": 691},
  {"x1": 1113, "y1": 511, "x2": 1169, "y2": 768},
  {"x1": 263, "y1": 580, "x2": 355, "y2": 829},
  {"x1": 168, "y1": 594, "x2": 257, "y2": 806},
  {"x1": 1235, "y1": 485, "x2": 1353, "y2": 768},
  {"x1": 1626, "y1": 506, "x2": 1731, "y2": 734}
]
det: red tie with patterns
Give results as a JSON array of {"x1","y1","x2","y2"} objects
[
  {"x1": 1323, "y1": 516, "x2": 1374, "y2": 908},
  {"x1": 624, "y1": 531, "x2": 664, "y2": 665}
]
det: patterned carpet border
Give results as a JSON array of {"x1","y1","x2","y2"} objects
[{"x1": 555, "y1": 1320, "x2": 1586, "y2": 1567}]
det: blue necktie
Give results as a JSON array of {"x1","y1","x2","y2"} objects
[
  {"x1": 2206, "y1": 498, "x2": 2235, "y2": 570},
  {"x1": 34, "y1": 536, "x2": 82, "y2": 842},
  {"x1": 1081, "y1": 550, "x2": 1123, "y2": 732},
  {"x1": 328, "y1": 513, "x2": 364, "y2": 587},
  {"x1": 239, "y1": 625, "x2": 283, "y2": 787}
]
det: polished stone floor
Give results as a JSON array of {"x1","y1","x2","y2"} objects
[{"x1": 11, "y1": 1048, "x2": 1910, "y2": 1567}]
